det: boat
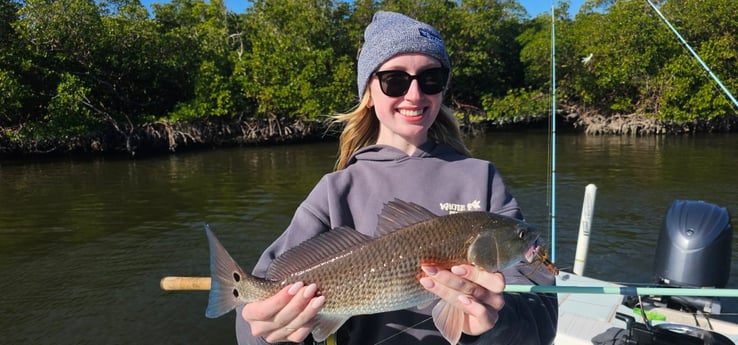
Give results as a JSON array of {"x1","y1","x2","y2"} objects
[
  {"x1": 159, "y1": 3, "x2": 738, "y2": 344},
  {"x1": 538, "y1": 1, "x2": 738, "y2": 343},
  {"x1": 548, "y1": 198, "x2": 737, "y2": 345}
]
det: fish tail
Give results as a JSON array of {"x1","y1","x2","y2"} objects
[{"x1": 204, "y1": 225, "x2": 257, "y2": 318}]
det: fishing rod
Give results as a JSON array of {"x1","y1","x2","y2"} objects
[
  {"x1": 548, "y1": 3, "x2": 557, "y2": 264},
  {"x1": 506, "y1": 284, "x2": 738, "y2": 298},
  {"x1": 160, "y1": 276, "x2": 738, "y2": 298}
]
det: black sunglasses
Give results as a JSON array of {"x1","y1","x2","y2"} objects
[{"x1": 372, "y1": 67, "x2": 449, "y2": 97}]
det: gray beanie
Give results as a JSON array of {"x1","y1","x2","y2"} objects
[{"x1": 356, "y1": 11, "x2": 451, "y2": 97}]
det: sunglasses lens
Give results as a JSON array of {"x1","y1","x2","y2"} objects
[
  {"x1": 417, "y1": 68, "x2": 447, "y2": 94},
  {"x1": 376, "y1": 68, "x2": 448, "y2": 97},
  {"x1": 379, "y1": 72, "x2": 411, "y2": 97}
]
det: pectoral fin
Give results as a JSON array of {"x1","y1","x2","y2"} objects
[
  {"x1": 311, "y1": 314, "x2": 350, "y2": 342},
  {"x1": 417, "y1": 299, "x2": 435, "y2": 310},
  {"x1": 431, "y1": 300, "x2": 464, "y2": 345}
]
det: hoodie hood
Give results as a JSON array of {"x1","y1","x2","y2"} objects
[{"x1": 346, "y1": 141, "x2": 460, "y2": 166}]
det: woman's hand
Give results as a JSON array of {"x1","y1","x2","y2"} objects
[
  {"x1": 241, "y1": 282, "x2": 326, "y2": 343},
  {"x1": 419, "y1": 264, "x2": 505, "y2": 336}
]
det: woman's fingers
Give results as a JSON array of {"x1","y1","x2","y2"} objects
[
  {"x1": 242, "y1": 282, "x2": 326, "y2": 343},
  {"x1": 419, "y1": 265, "x2": 505, "y2": 335},
  {"x1": 451, "y1": 265, "x2": 505, "y2": 311},
  {"x1": 243, "y1": 282, "x2": 302, "y2": 322},
  {"x1": 272, "y1": 283, "x2": 319, "y2": 325},
  {"x1": 420, "y1": 266, "x2": 480, "y2": 311}
]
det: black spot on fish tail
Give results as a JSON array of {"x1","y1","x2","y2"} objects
[{"x1": 205, "y1": 224, "x2": 251, "y2": 318}]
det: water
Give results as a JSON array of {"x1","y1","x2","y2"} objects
[{"x1": 1, "y1": 131, "x2": 736, "y2": 344}]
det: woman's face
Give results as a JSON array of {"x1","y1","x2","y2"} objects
[{"x1": 368, "y1": 53, "x2": 445, "y2": 152}]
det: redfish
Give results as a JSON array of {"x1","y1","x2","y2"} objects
[{"x1": 205, "y1": 199, "x2": 540, "y2": 344}]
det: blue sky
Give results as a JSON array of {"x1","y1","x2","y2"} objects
[
  {"x1": 140, "y1": 1, "x2": 585, "y2": 17},
  {"x1": 521, "y1": 0, "x2": 585, "y2": 16}
]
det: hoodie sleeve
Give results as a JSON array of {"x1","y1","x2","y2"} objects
[
  {"x1": 487, "y1": 163, "x2": 523, "y2": 220},
  {"x1": 460, "y1": 263, "x2": 558, "y2": 345},
  {"x1": 462, "y1": 164, "x2": 557, "y2": 345}
]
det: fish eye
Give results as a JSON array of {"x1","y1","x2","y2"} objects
[{"x1": 518, "y1": 228, "x2": 527, "y2": 239}]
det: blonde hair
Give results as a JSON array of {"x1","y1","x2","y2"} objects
[{"x1": 331, "y1": 90, "x2": 471, "y2": 170}]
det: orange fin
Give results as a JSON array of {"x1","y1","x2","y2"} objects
[
  {"x1": 431, "y1": 300, "x2": 464, "y2": 345},
  {"x1": 311, "y1": 314, "x2": 350, "y2": 342}
]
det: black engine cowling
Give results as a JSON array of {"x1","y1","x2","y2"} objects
[{"x1": 653, "y1": 200, "x2": 733, "y2": 288}]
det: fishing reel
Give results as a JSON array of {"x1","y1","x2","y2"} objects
[{"x1": 614, "y1": 312, "x2": 735, "y2": 345}]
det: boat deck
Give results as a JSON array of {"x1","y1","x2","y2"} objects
[{"x1": 554, "y1": 272, "x2": 738, "y2": 344}]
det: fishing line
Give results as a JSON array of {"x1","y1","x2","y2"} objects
[{"x1": 372, "y1": 316, "x2": 434, "y2": 345}]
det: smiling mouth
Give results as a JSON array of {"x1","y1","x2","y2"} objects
[{"x1": 398, "y1": 109, "x2": 424, "y2": 117}]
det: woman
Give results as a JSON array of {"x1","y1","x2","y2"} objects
[{"x1": 236, "y1": 11, "x2": 557, "y2": 345}]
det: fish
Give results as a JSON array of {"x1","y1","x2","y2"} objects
[{"x1": 205, "y1": 199, "x2": 541, "y2": 344}]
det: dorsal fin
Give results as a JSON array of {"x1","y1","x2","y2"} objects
[
  {"x1": 266, "y1": 226, "x2": 372, "y2": 280},
  {"x1": 376, "y1": 199, "x2": 437, "y2": 236}
]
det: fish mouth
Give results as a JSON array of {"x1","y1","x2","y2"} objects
[{"x1": 523, "y1": 236, "x2": 543, "y2": 263}]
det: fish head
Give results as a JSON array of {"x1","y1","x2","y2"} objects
[{"x1": 466, "y1": 217, "x2": 540, "y2": 272}]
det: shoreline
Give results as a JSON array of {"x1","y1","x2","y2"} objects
[
  {"x1": 1, "y1": 109, "x2": 736, "y2": 159},
  {"x1": 562, "y1": 105, "x2": 738, "y2": 135}
]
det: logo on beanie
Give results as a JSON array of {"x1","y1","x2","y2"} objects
[{"x1": 418, "y1": 27, "x2": 443, "y2": 44}]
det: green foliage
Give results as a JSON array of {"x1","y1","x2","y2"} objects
[
  {"x1": 238, "y1": 0, "x2": 354, "y2": 119},
  {"x1": 0, "y1": 0, "x2": 28, "y2": 123},
  {"x1": 0, "y1": 0, "x2": 20, "y2": 44},
  {"x1": 657, "y1": 38, "x2": 736, "y2": 122},
  {"x1": 653, "y1": 0, "x2": 738, "y2": 121},
  {"x1": 518, "y1": 4, "x2": 575, "y2": 92},
  {"x1": 2, "y1": 0, "x2": 738, "y2": 145},
  {"x1": 170, "y1": 60, "x2": 236, "y2": 121},
  {"x1": 560, "y1": 0, "x2": 738, "y2": 121},
  {"x1": 565, "y1": 0, "x2": 675, "y2": 113},
  {"x1": 0, "y1": 69, "x2": 27, "y2": 122},
  {"x1": 482, "y1": 88, "x2": 549, "y2": 123},
  {"x1": 444, "y1": 0, "x2": 527, "y2": 104},
  {"x1": 518, "y1": 15, "x2": 553, "y2": 89},
  {"x1": 147, "y1": 0, "x2": 245, "y2": 121},
  {"x1": 39, "y1": 73, "x2": 99, "y2": 138}
]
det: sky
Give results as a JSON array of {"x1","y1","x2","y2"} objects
[
  {"x1": 140, "y1": 0, "x2": 586, "y2": 17},
  {"x1": 521, "y1": 0, "x2": 585, "y2": 16}
]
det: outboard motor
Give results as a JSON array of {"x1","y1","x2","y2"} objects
[
  {"x1": 604, "y1": 201, "x2": 735, "y2": 345},
  {"x1": 653, "y1": 200, "x2": 732, "y2": 288}
]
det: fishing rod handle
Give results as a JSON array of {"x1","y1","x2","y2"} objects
[{"x1": 160, "y1": 276, "x2": 211, "y2": 291}]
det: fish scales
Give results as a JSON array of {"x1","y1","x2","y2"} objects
[
  {"x1": 205, "y1": 199, "x2": 539, "y2": 344},
  {"x1": 294, "y1": 212, "x2": 486, "y2": 315}
]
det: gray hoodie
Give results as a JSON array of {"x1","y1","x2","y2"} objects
[{"x1": 236, "y1": 142, "x2": 557, "y2": 345}]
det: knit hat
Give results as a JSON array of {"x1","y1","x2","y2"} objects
[{"x1": 356, "y1": 11, "x2": 451, "y2": 97}]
